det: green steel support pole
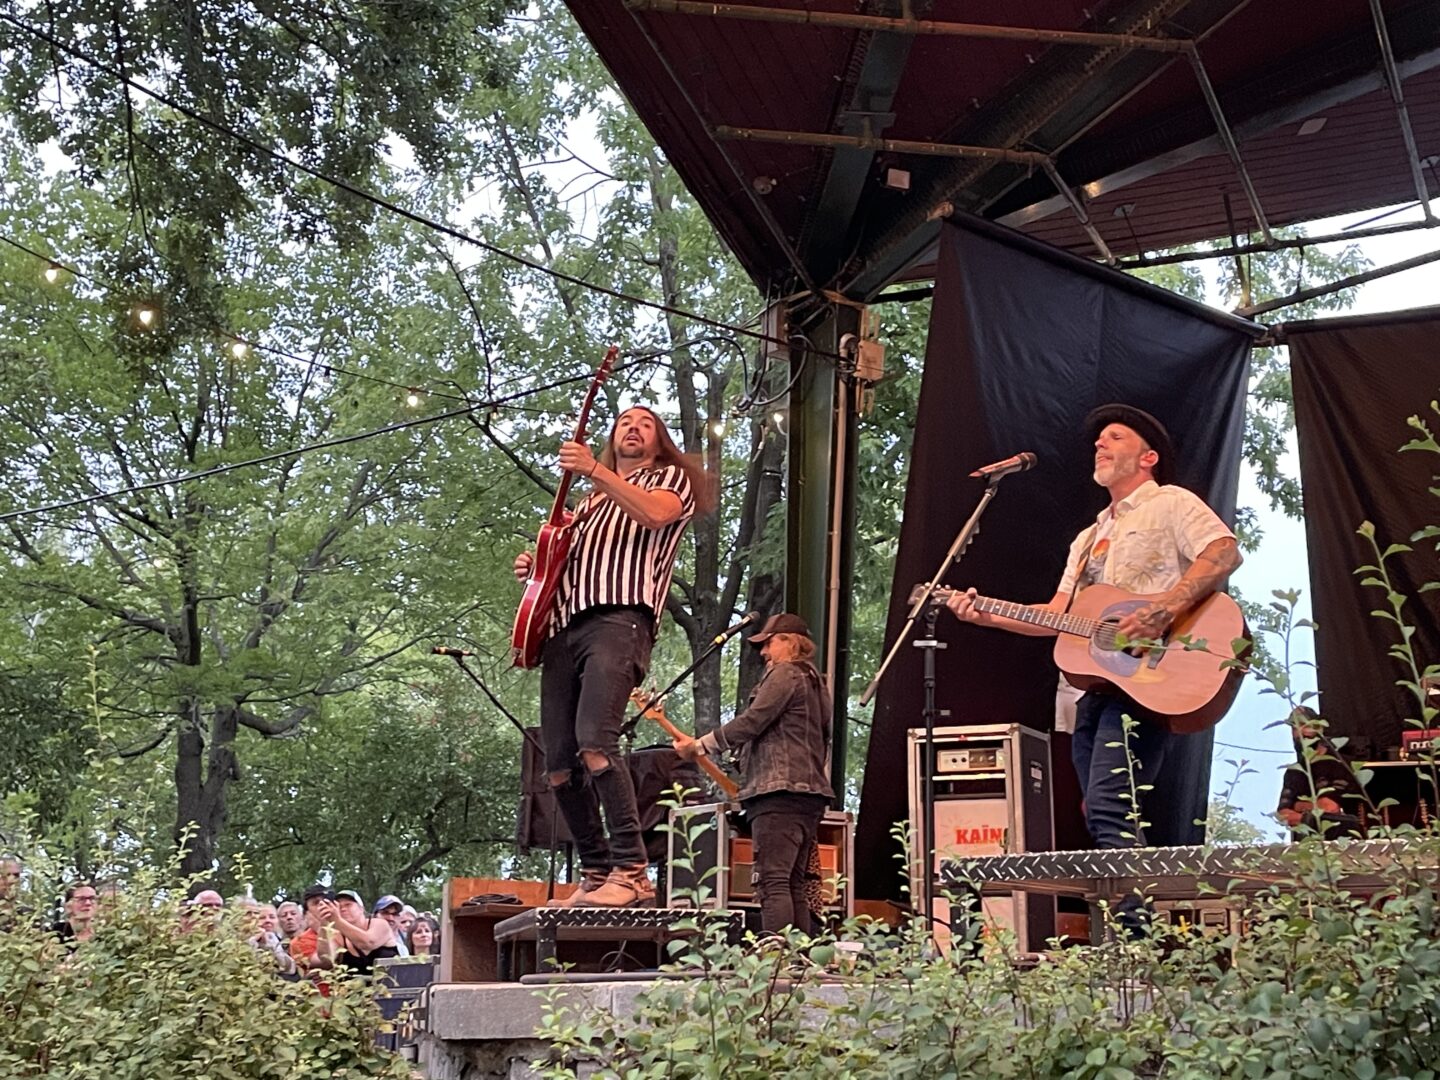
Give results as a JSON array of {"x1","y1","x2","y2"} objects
[{"x1": 785, "y1": 303, "x2": 861, "y2": 806}]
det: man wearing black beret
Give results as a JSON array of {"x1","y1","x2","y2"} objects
[{"x1": 946, "y1": 404, "x2": 1242, "y2": 930}]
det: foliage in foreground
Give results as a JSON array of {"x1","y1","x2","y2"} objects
[
  {"x1": 0, "y1": 859, "x2": 407, "y2": 1079},
  {"x1": 535, "y1": 830, "x2": 1440, "y2": 1080}
]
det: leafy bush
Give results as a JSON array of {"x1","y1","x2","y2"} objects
[
  {"x1": 535, "y1": 832, "x2": 1440, "y2": 1079},
  {"x1": 0, "y1": 853, "x2": 409, "y2": 1079}
]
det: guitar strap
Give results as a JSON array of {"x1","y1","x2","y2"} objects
[{"x1": 1062, "y1": 523, "x2": 1099, "y2": 616}]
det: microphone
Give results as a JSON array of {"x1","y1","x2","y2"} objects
[
  {"x1": 969, "y1": 451, "x2": 1037, "y2": 479},
  {"x1": 431, "y1": 646, "x2": 476, "y2": 657},
  {"x1": 713, "y1": 611, "x2": 761, "y2": 646}
]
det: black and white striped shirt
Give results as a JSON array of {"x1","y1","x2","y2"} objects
[{"x1": 553, "y1": 464, "x2": 695, "y2": 636}]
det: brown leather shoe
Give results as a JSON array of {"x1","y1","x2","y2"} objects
[
  {"x1": 546, "y1": 867, "x2": 609, "y2": 908},
  {"x1": 575, "y1": 863, "x2": 656, "y2": 908}
]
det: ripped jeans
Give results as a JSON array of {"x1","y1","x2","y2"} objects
[{"x1": 540, "y1": 607, "x2": 654, "y2": 869}]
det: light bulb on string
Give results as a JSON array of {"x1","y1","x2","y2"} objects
[
  {"x1": 405, "y1": 389, "x2": 422, "y2": 408},
  {"x1": 711, "y1": 419, "x2": 726, "y2": 438},
  {"x1": 43, "y1": 263, "x2": 61, "y2": 284},
  {"x1": 134, "y1": 304, "x2": 157, "y2": 329},
  {"x1": 230, "y1": 340, "x2": 249, "y2": 360}
]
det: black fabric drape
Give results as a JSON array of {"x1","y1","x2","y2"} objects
[
  {"x1": 855, "y1": 216, "x2": 1257, "y2": 900},
  {"x1": 1288, "y1": 308, "x2": 1440, "y2": 757}
]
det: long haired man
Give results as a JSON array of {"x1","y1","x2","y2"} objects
[{"x1": 514, "y1": 405, "x2": 713, "y2": 906}]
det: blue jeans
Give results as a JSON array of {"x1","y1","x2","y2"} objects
[{"x1": 1071, "y1": 693, "x2": 1176, "y2": 849}]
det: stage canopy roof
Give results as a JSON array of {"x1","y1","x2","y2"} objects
[{"x1": 564, "y1": 0, "x2": 1440, "y2": 299}]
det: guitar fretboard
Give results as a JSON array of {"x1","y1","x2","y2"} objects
[{"x1": 971, "y1": 596, "x2": 1101, "y2": 640}]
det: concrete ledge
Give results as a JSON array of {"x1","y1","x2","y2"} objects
[
  {"x1": 427, "y1": 977, "x2": 867, "y2": 1042},
  {"x1": 427, "y1": 982, "x2": 618, "y2": 1041}
]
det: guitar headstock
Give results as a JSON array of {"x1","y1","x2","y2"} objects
[
  {"x1": 597, "y1": 345, "x2": 619, "y2": 383},
  {"x1": 908, "y1": 583, "x2": 957, "y2": 605},
  {"x1": 628, "y1": 687, "x2": 666, "y2": 720}
]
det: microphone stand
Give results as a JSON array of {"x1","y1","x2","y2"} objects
[
  {"x1": 857, "y1": 475, "x2": 1007, "y2": 937},
  {"x1": 619, "y1": 630, "x2": 738, "y2": 742},
  {"x1": 440, "y1": 654, "x2": 562, "y2": 901}
]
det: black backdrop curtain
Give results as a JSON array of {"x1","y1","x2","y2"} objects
[
  {"x1": 1288, "y1": 308, "x2": 1440, "y2": 756},
  {"x1": 854, "y1": 216, "x2": 1258, "y2": 900}
]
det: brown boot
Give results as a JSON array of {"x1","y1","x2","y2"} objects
[
  {"x1": 575, "y1": 863, "x2": 656, "y2": 908},
  {"x1": 546, "y1": 868, "x2": 609, "y2": 908}
]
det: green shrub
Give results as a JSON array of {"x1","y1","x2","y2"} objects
[
  {"x1": 0, "y1": 858, "x2": 409, "y2": 1079},
  {"x1": 534, "y1": 832, "x2": 1440, "y2": 1080}
]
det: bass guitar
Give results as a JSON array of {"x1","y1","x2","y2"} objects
[
  {"x1": 511, "y1": 346, "x2": 618, "y2": 668},
  {"x1": 630, "y1": 689, "x2": 739, "y2": 799},
  {"x1": 923, "y1": 582, "x2": 1250, "y2": 734}
]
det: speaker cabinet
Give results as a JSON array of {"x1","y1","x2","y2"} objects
[{"x1": 907, "y1": 724, "x2": 1054, "y2": 951}]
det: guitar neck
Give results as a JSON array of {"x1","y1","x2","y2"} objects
[
  {"x1": 545, "y1": 346, "x2": 618, "y2": 527},
  {"x1": 971, "y1": 596, "x2": 1096, "y2": 639}
]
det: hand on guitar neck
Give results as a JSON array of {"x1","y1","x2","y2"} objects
[
  {"x1": 932, "y1": 585, "x2": 1067, "y2": 639},
  {"x1": 940, "y1": 584, "x2": 1174, "y2": 646},
  {"x1": 630, "y1": 690, "x2": 739, "y2": 799},
  {"x1": 914, "y1": 581, "x2": 1251, "y2": 732}
]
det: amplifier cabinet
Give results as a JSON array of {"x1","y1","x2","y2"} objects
[
  {"x1": 908, "y1": 724, "x2": 1055, "y2": 951},
  {"x1": 666, "y1": 802, "x2": 854, "y2": 917}
]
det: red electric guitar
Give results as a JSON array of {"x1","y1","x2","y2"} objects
[{"x1": 511, "y1": 345, "x2": 619, "y2": 669}]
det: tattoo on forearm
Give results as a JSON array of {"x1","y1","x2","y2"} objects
[{"x1": 1164, "y1": 540, "x2": 1242, "y2": 614}]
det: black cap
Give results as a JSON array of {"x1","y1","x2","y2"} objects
[
  {"x1": 301, "y1": 884, "x2": 334, "y2": 906},
  {"x1": 1085, "y1": 403, "x2": 1175, "y2": 486},
  {"x1": 748, "y1": 612, "x2": 812, "y2": 644}
]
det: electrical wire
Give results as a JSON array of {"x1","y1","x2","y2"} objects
[
  {"x1": 0, "y1": 339, "x2": 672, "y2": 526},
  {"x1": 1214, "y1": 741, "x2": 1292, "y2": 756},
  {"x1": 2, "y1": 232, "x2": 744, "y2": 416},
  {"x1": 0, "y1": 10, "x2": 845, "y2": 366}
]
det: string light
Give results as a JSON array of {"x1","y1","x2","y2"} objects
[
  {"x1": 230, "y1": 340, "x2": 248, "y2": 359},
  {"x1": 771, "y1": 411, "x2": 784, "y2": 425},
  {"x1": 711, "y1": 419, "x2": 726, "y2": 438},
  {"x1": 43, "y1": 262, "x2": 61, "y2": 284},
  {"x1": 0, "y1": 233, "x2": 705, "y2": 423},
  {"x1": 0, "y1": 9, "x2": 847, "y2": 365}
]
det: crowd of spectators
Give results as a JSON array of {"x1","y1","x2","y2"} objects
[{"x1": 0, "y1": 854, "x2": 441, "y2": 996}]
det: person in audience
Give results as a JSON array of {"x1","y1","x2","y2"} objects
[
  {"x1": 52, "y1": 882, "x2": 99, "y2": 949},
  {"x1": 330, "y1": 889, "x2": 400, "y2": 976},
  {"x1": 371, "y1": 894, "x2": 410, "y2": 957},
  {"x1": 289, "y1": 885, "x2": 338, "y2": 995},
  {"x1": 276, "y1": 899, "x2": 304, "y2": 941},
  {"x1": 408, "y1": 915, "x2": 440, "y2": 957},
  {"x1": 180, "y1": 888, "x2": 225, "y2": 934},
  {"x1": 0, "y1": 855, "x2": 19, "y2": 900},
  {"x1": 397, "y1": 903, "x2": 418, "y2": 942},
  {"x1": 244, "y1": 901, "x2": 298, "y2": 977}
]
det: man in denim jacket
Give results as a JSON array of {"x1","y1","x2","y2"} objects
[{"x1": 673, "y1": 613, "x2": 834, "y2": 934}]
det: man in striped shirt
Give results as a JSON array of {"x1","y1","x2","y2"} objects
[{"x1": 513, "y1": 406, "x2": 705, "y2": 907}]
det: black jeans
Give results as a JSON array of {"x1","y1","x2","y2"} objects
[
  {"x1": 540, "y1": 607, "x2": 653, "y2": 869},
  {"x1": 748, "y1": 798, "x2": 827, "y2": 935}
]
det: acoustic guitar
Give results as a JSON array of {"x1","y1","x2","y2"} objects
[
  {"x1": 923, "y1": 582, "x2": 1250, "y2": 734},
  {"x1": 511, "y1": 346, "x2": 618, "y2": 669}
]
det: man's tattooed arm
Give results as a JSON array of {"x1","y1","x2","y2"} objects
[{"x1": 1115, "y1": 537, "x2": 1243, "y2": 641}]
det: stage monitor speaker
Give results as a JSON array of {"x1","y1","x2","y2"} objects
[{"x1": 907, "y1": 724, "x2": 1054, "y2": 951}]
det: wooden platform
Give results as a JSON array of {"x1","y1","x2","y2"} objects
[{"x1": 439, "y1": 877, "x2": 577, "y2": 983}]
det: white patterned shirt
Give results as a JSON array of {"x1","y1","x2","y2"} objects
[{"x1": 1055, "y1": 481, "x2": 1233, "y2": 598}]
